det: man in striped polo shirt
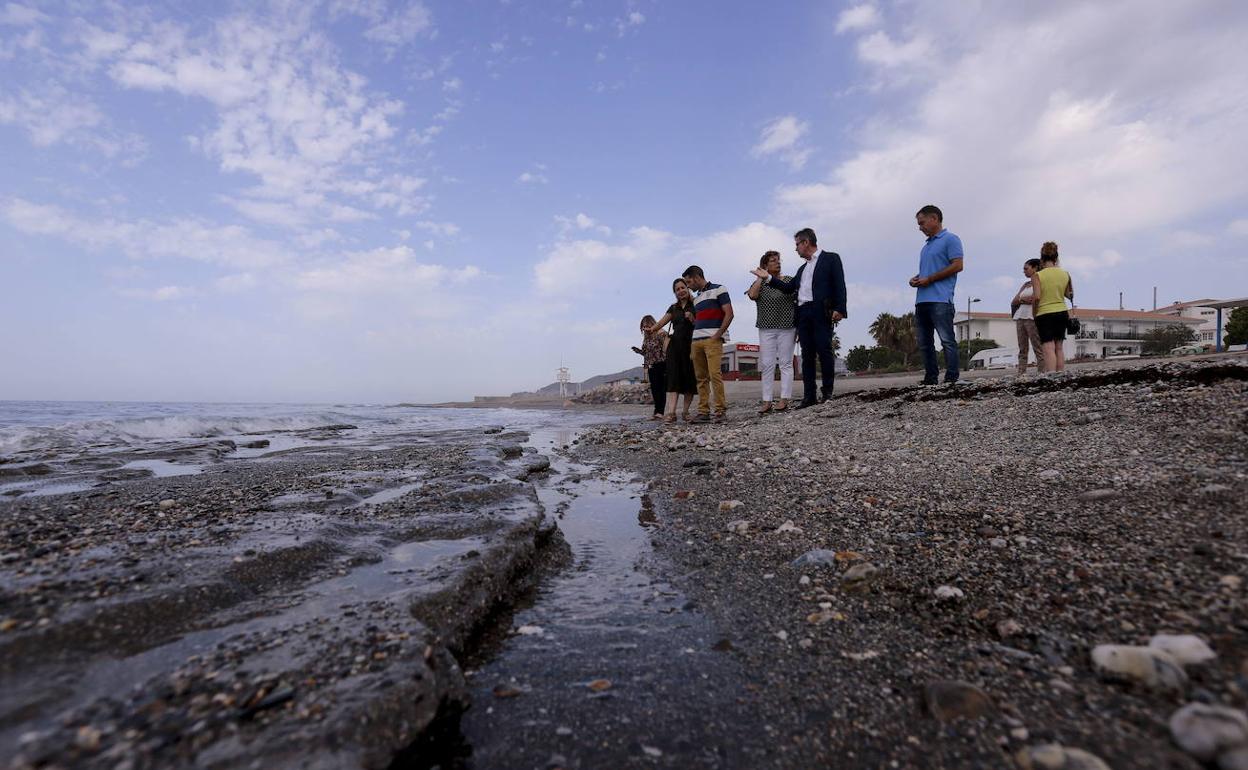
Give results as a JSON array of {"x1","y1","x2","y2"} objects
[{"x1": 681, "y1": 265, "x2": 734, "y2": 423}]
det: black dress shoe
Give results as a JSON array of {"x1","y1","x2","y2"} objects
[
  {"x1": 819, "y1": 391, "x2": 833, "y2": 403},
  {"x1": 794, "y1": 399, "x2": 818, "y2": 409},
  {"x1": 918, "y1": 379, "x2": 938, "y2": 386}
]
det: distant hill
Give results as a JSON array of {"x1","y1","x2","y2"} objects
[{"x1": 518, "y1": 366, "x2": 645, "y2": 397}]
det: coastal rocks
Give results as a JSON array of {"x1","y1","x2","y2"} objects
[
  {"x1": 924, "y1": 680, "x2": 994, "y2": 722},
  {"x1": 1168, "y1": 703, "x2": 1248, "y2": 762},
  {"x1": 997, "y1": 619, "x2": 1025, "y2": 639},
  {"x1": 1091, "y1": 644, "x2": 1188, "y2": 692},
  {"x1": 725, "y1": 520, "x2": 749, "y2": 535},
  {"x1": 775, "y1": 520, "x2": 802, "y2": 534},
  {"x1": 934, "y1": 585, "x2": 964, "y2": 602},
  {"x1": 1149, "y1": 634, "x2": 1217, "y2": 666},
  {"x1": 1015, "y1": 744, "x2": 1111, "y2": 770},
  {"x1": 240, "y1": 439, "x2": 271, "y2": 449}
]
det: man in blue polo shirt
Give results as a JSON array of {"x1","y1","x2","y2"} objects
[{"x1": 909, "y1": 204, "x2": 964, "y2": 385}]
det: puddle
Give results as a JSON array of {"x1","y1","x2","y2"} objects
[
  {"x1": 119, "y1": 459, "x2": 204, "y2": 478},
  {"x1": 361, "y1": 481, "x2": 425, "y2": 506},
  {"x1": 433, "y1": 427, "x2": 770, "y2": 768}
]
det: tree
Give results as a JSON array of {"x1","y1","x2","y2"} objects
[
  {"x1": 846, "y1": 345, "x2": 871, "y2": 372},
  {"x1": 1142, "y1": 324, "x2": 1198, "y2": 355},
  {"x1": 1225, "y1": 307, "x2": 1248, "y2": 347},
  {"x1": 869, "y1": 313, "x2": 902, "y2": 350}
]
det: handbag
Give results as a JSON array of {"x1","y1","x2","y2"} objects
[{"x1": 1066, "y1": 303, "x2": 1081, "y2": 335}]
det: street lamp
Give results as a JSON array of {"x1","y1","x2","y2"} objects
[{"x1": 965, "y1": 297, "x2": 981, "y2": 367}]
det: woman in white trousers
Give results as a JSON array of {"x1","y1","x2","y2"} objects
[{"x1": 746, "y1": 251, "x2": 798, "y2": 414}]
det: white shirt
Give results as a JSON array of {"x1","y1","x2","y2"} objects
[
  {"x1": 797, "y1": 251, "x2": 819, "y2": 305},
  {"x1": 1014, "y1": 283, "x2": 1034, "y2": 320}
]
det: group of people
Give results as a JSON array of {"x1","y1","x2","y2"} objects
[
  {"x1": 632, "y1": 205, "x2": 1077, "y2": 424},
  {"x1": 1011, "y1": 242, "x2": 1075, "y2": 374}
]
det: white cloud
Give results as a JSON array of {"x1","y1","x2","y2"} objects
[
  {"x1": 96, "y1": 13, "x2": 428, "y2": 225},
  {"x1": 331, "y1": 1, "x2": 434, "y2": 47},
  {"x1": 295, "y1": 246, "x2": 480, "y2": 293},
  {"x1": 856, "y1": 30, "x2": 931, "y2": 68},
  {"x1": 0, "y1": 2, "x2": 46, "y2": 26},
  {"x1": 752, "y1": 115, "x2": 812, "y2": 170},
  {"x1": 835, "y1": 4, "x2": 880, "y2": 34},
  {"x1": 121, "y1": 285, "x2": 190, "y2": 302},
  {"x1": 442, "y1": 77, "x2": 461, "y2": 92},
  {"x1": 0, "y1": 86, "x2": 146, "y2": 160},
  {"x1": 1062, "y1": 249, "x2": 1125, "y2": 278},
  {"x1": 1, "y1": 197, "x2": 291, "y2": 269},
  {"x1": 517, "y1": 171, "x2": 549, "y2": 184},
  {"x1": 1229, "y1": 219, "x2": 1248, "y2": 236},
  {"x1": 215, "y1": 273, "x2": 257, "y2": 292}
]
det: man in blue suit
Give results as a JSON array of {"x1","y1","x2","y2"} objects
[{"x1": 751, "y1": 228, "x2": 847, "y2": 408}]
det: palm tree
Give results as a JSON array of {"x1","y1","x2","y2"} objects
[{"x1": 869, "y1": 312, "x2": 901, "y2": 349}]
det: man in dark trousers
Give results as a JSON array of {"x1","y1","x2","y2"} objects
[{"x1": 751, "y1": 228, "x2": 847, "y2": 408}]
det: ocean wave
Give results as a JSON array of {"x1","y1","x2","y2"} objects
[{"x1": 0, "y1": 413, "x2": 361, "y2": 456}]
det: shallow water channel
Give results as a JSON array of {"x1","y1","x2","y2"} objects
[{"x1": 409, "y1": 426, "x2": 771, "y2": 769}]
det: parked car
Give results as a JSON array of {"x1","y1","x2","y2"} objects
[{"x1": 1170, "y1": 345, "x2": 1203, "y2": 356}]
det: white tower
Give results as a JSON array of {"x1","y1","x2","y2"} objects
[{"x1": 557, "y1": 365, "x2": 571, "y2": 398}]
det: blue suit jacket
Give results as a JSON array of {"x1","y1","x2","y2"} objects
[{"x1": 768, "y1": 251, "x2": 848, "y2": 319}]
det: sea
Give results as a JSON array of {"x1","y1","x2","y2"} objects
[{"x1": 0, "y1": 400, "x2": 597, "y2": 498}]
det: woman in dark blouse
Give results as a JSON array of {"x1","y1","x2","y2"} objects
[
  {"x1": 631, "y1": 314, "x2": 668, "y2": 419},
  {"x1": 646, "y1": 278, "x2": 698, "y2": 423}
]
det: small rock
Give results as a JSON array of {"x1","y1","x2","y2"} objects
[
  {"x1": 587, "y1": 679, "x2": 612, "y2": 692},
  {"x1": 791, "y1": 549, "x2": 838, "y2": 568},
  {"x1": 989, "y1": 537, "x2": 1008, "y2": 549},
  {"x1": 725, "y1": 520, "x2": 749, "y2": 535},
  {"x1": 492, "y1": 684, "x2": 522, "y2": 698},
  {"x1": 673, "y1": 490, "x2": 695, "y2": 499},
  {"x1": 641, "y1": 746, "x2": 663, "y2": 758},
  {"x1": 1150, "y1": 634, "x2": 1217, "y2": 667},
  {"x1": 924, "y1": 680, "x2": 994, "y2": 722},
  {"x1": 1169, "y1": 702, "x2": 1248, "y2": 762},
  {"x1": 775, "y1": 630, "x2": 789, "y2": 642},
  {"x1": 1076, "y1": 488, "x2": 1118, "y2": 502},
  {"x1": 1091, "y1": 644, "x2": 1187, "y2": 692},
  {"x1": 934, "y1": 585, "x2": 964, "y2": 601},
  {"x1": 516, "y1": 625, "x2": 544, "y2": 636},
  {"x1": 997, "y1": 619, "x2": 1024, "y2": 639},
  {"x1": 798, "y1": 638, "x2": 814, "y2": 649},
  {"x1": 798, "y1": 575, "x2": 811, "y2": 586},
  {"x1": 158, "y1": 499, "x2": 176, "y2": 509},
  {"x1": 555, "y1": 726, "x2": 573, "y2": 737},
  {"x1": 718, "y1": 500, "x2": 744, "y2": 511},
  {"x1": 775, "y1": 520, "x2": 803, "y2": 534},
  {"x1": 1015, "y1": 744, "x2": 1110, "y2": 770},
  {"x1": 841, "y1": 562, "x2": 879, "y2": 586},
  {"x1": 1220, "y1": 575, "x2": 1243, "y2": 591},
  {"x1": 1038, "y1": 469, "x2": 1060, "y2": 479}
]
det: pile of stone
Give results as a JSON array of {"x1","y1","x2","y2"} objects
[{"x1": 570, "y1": 383, "x2": 653, "y2": 405}]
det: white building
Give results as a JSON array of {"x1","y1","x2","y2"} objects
[
  {"x1": 1156, "y1": 299, "x2": 1227, "y2": 346},
  {"x1": 955, "y1": 308, "x2": 1205, "y2": 362}
]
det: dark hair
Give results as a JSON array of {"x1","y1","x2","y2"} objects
[
  {"x1": 682, "y1": 265, "x2": 704, "y2": 280},
  {"x1": 1025, "y1": 258, "x2": 1042, "y2": 270},
  {"x1": 640, "y1": 314, "x2": 656, "y2": 330},
  {"x1": 915, "y1": 205, "x2": 943, "y2": 221},
  {"x1": 1040, "y1": 241, "x2": 1059, "y2": 258},
  {"x1": 671, "y1": 278, "x2": 687, "y2": 292},
  {"x1": 793, "y1": 228, "x2": 817, "y2": 246},
  {"x1": 759, "y1": 250, "x2": 780, "y2": 268}
]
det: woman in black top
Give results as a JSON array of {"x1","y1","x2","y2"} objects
[{"x1": 646, "y1": 278, "x2": 698, "y2": 423}]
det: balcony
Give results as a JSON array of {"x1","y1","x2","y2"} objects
[{"x1": 1075, "y1": 330, "x2": 1153, "y2": 341}]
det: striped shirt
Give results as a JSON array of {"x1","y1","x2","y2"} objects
[{"x1": 692, "y1": 282, "x2": 731, "y2": 340}]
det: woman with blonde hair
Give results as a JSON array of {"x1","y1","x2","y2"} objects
[
  {"x1": 1029, "y1": 242, "x2": 1075, "y2": 373},
  {"x1": 632, "y1": 314, "x2": 668, "y2": 419}
]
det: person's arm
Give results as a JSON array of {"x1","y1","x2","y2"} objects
[
  {"x1": 711, "y1": 304, "x2": 734, "y2": 340},
  {"x1": 1065, "y1": 276, "x2": 1075, "y2": 302},
  {"x1": 752, "y1": 267, "x2": 798, "y2": 294},
  {"x1": 746, "y1": 274, "x2": 765, "y2": 300},
  {"x1": 646, "y1": 311, "x2": 672, "y2": 332},
  {"x1": 1011, "y1": 282, "x2": 1030, "y2": 306},
  {"x1": 658, "y1": 330, "x2": 669, "y2": 353},
  {"x1": 829, "y1": 253, "x2": 847, "y2": 321},
  {"x1": 1029, "y1": 275, "x2": 1042, "y2": 308},
  {"x1": 913, "y1": 258, "x2": 963, "y2": 287}
]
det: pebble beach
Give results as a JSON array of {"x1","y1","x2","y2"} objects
[{"x1": 577, "y1": 358, "x2": 1248, "y2": 768}]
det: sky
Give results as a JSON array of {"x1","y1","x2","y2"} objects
[{"x1": 2, "y1": 0, "x2": 1247, "y2": 404}]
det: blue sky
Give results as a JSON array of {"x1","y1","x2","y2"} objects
[{"x1": 2, "y1": 0, "x2": 1247, "y2": 403}]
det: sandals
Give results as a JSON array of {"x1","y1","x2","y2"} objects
[
  {"x1": 663, "y1": 414, "x2": 677, "y2": 424},
  {"x1": 757, "y1": 402, "x2": 773, "y2": 415},
  {"x1": 774, "y1": 399, "x2": 789, "y2": 412}
]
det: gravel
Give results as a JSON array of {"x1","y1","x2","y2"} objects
[{"x1": 576, "y1": 359, "x2": 1248, "y2": 768}]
